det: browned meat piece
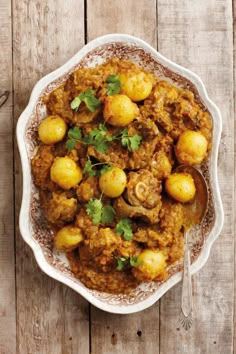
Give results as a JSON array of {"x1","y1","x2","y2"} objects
[
  {"x1": 128, "y1": 136, "x2": 159, "y2": 170},
  {"x1": 45, "y1": 86, "x2": 73, "y2": 123},
  {"x1": 128, "y1": 117, "x2": 160, "y2": 140},
  {"x1": 118, "y1": 240, "x2": 142, "y2": 258},
  {"x1": 87, "y1": 141, "x2": 129, "y2": 169},
  {"x1": 133, "y1": 226, "x2": 173, "y2": 247},
  {"x1": 41, "y1": 191, "x2": 77, "y2": 227},
  {"x1": 159, "y1": 199, "x2": 184, "y2": 233},
  {"x1": 73, "y1": 105, "x2": 101, "y2": 124},
  {"x1": 68, "y1": 250, "x2": 140, "y2": 294},
  {"x1": 149, "y1": 150, "x2": 172, "y2": 180},
  {"x1": 31, "y1": 145, "x2": 55, "y2": 190},
  {"x1": 125, "y1": 169, "x2": 162, "y2": 209},
  {"x1": 84, "y1": 227, "x2": 122, "y2": 266},
  {"x1": 114, "y1": 196, "x2": 162, "y2": 224},
  {"x1": 75, "y1": 208, "x2": 94, "y2": 232},
  {"x1": 76, "y1": 176, "x2": 100, "y2": 203}
]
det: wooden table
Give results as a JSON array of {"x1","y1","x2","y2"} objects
[{"x1": 0, "y1": 0, "x2": 235, "y2": 353}]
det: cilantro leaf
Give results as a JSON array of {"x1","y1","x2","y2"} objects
[
  {"x1": 66, "y1": 127, "x2": 82, "y2": 151},
  {"x1": 129, "y1": 256, "x2": 141, "y2": 267},
  {"x1": 86, "y1": 197, "x2": 116, "y2": 225},
  {"x1": 117, "y1": 257, "x2": 128, "y2": 271},
  {"x1": 115, "y1": 218, "x2": 133, "y2": 241},
  {"x1": 83, "y1": 124, "x2": 112, "y2": 154},
  {"x1": 71, "y1": 96, "x2": 81, "y2": 111},
  {"x1": 120, "y1": 128, "x2": 142, "y2": 151},
  {"x1": 101, "y1": 205, "x2": 116, "y2": 224},
  {"x1": 106, "y1": 75, "x2": 121, "y2": 96},
  {"x1": 86, "y1": 198, "x2": 103, "y2": 225},
  {"x1": 116, "y1": 255, "x2": 141, "y2": 271},
  {"x1": 68, "y1": 127, "x2": 81, "y2": 140},
  {"x1": 66, "y1": 139, "x2": 76, "y2": 151},
  {"x1": 83, "y1": 159, "x2": 97, "y2": 177},
  {"x1": 71, "y1": 89, "x2": 101, "y2": 112}
]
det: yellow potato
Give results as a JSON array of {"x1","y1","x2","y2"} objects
[
  {"x1": 135, "y1": 249, "x2": 167, "y2": 280},
  {"x1": 119, "y1": 71, "x2": 153, "y2": 101},
  {"x1": 99, "y1": 167, "x2": 127, "y2": 198},
  {"x1": 165, "y1": 172, "x2": 196, "y2": 203},
  {"x1": 54, "y1": 225, "x2": 83, "y2": 251},
  {"x1": 38, "y1": 115, "x2": 67, "y2": 144},
  {"x1": 175, "y1": 130, "x2": 208, "y2": 165},
  {"x1": 103, "y1": 94, "x2": 139, "y2": 127},
  {"x1": 50, "y1": 157, "x2": 82, "y2": 189}
]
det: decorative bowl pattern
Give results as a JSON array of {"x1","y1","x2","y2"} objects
[{"x1": 17, "y1": 34, "x2": 224, "y2": 314}]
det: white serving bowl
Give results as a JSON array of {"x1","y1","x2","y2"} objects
[{"x1": 17, "y1": 34, "x2": 224, "y2": 314}]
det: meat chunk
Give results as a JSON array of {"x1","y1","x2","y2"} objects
[
  {"x1": 41, "y1": 192, "x2": 77, "y2": 227},
  {"x1": 84, "y1": 227, "x2": 122, "y2": 266},
  {"x1": 88, "y1": 141, "x2": 129, "y2": 169},
  {"x1": 125, "y1": 169, "x2": 162, "y2": 209},
  {"x1": 159, "y1": 199, "x2": 184, "y2": 233},
  {"x1": 114, "y1": 196, "x2": 162, "y2": 224},
  {"x1": 128, "y1": 136, "x2": 159, "y2": 170},
  {"x1": 31, "y1": 145, "x2": 55, "y2": 190},
  {"x1": 133, "y1": 226, "x2": 173, "y2": 247},
  {"x1": 76, "y1": 176, "x2": 100, "y2": 203},
  {"x1": 149, "y1": 150, "x2": 172, "y2": 180}
]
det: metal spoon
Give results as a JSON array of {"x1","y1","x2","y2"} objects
[{"x1": 175, "y1": 165, "x2": 209, "y2": 330}]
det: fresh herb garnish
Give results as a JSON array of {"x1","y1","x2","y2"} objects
[
  {"x1": 66, "y1": 127, "x2": 82, "y2": 151},
  {"x1": 83, "y1": 158, "x2": 113, "y2": 177},
  {"x1": 116, "y1": 256, "x2": 141, "y2": 271},
  {"x1": 101, "y1": 205, "x2": 116, "y2": 224},
  {"x1": 86, "y1": 196, "x2": 116, "y2": 225},
  {"x1": 71, "y1": 89, "x2": 101, "y2": 112},
  {"x1": 117, "y1": 257, "x2": 128, "y2": 271},
  {"x1": 115, "y1": 217, "x2": 133, "y2": 241},
  {"x1": 120, "y1": 128, "x2": 142, "y2": 151},
  {"x1": 83, "y1": 124, "x2": 113, "y2": 154},
  {"x1": 106, "y1": 75, "x2": 121, "y2": 96}
]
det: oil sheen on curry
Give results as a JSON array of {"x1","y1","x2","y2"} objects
[{"x1": 31, "y1": 58, "x2": 212, "y2": 294}]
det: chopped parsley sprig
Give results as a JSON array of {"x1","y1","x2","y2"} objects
[
  {"x1": 106, "y1": 75, "x2": 121, "y2": 96},
  {"x1": 66, "y1": 124, "x2": 142, "y2": 153},
  {"x1": 115, "y1": 217, "x2": 133, "y2": 241},
  {"x1": 83, "y1": 157, "x2": 113, "y2": 177},
  {"x1": 117, "y1": 256, "x2": 141, "y2": 271},
  {"x1": 86, "y1": 195, "x2": 116, "y2": 225},
  {"x1": 71, "y1": 89, "x2": 101, "y2": 112}
]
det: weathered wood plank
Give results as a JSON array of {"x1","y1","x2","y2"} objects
[
  {"x1": 0, "y1": 1, "x2": 16, "y2": 354},
  {"x1": 87, "y1": 1, "x2": 160, "y2": 354},
  {"x1": 158, "y1": 1, "x2": 234, "y2": 353},
  {"x1": 233, "y1": 0, "x2": 236, "y2": 349},
  {"x1": 13, "y1": 1, "x2": 89, "y2": 353}
]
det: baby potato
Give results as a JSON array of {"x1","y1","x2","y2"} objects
[
  {"x1": 135, "y1": 249, "x2": 167, "y2": 280},
  {"x1": 103, "y1": 94, "x2": 139, "y2": 127},
  {"x1": 99, "y1": 166, "x2": 127, "y2": 198},
  {"x1": 175, "y1": 130, "x2": 208, "y2": 165},
  {"x1": 119, "y1": 71, "x2": 153, "y2": 101},
  {"x1": 50, "y1": 157, "x2": 82, "y2": 189},
  {"x1": 165, "y1": 172, "x2": 196, "y2": 203},
  {"x1": 54, "y1": 225, "x2": 84, "y2": 252},
  {"x1": 38, "y1": 115, "x2": 67, "y2": 144}
]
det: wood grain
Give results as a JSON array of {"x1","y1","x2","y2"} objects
[
  {"x1": 0, "y1": 1, "x2": 16, "y2": 354},
  {"x1": 158, "y1": 1, "x2": 234, "y2": 353},
  {"x1": 12, "y1": 1, "x2": 89, "y2": 353},
  {"x1": 87, "y1": 1, "x2": 160, "y2": 353},
  {"x1": 233, "y1": 0, "x2": 236, "y2": 348}
]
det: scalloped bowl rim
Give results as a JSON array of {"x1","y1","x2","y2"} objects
[{"x1": 16, "y1": 34, "x2": 224, "y2": 314}]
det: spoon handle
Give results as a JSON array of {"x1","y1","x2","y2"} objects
[{"x1": 181, "y1": 230, "x2": 193, "y2": 330}]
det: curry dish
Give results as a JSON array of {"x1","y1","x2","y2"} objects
[{"x1": 31, "y1": 58, "x2": 212, "y2": 294}]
